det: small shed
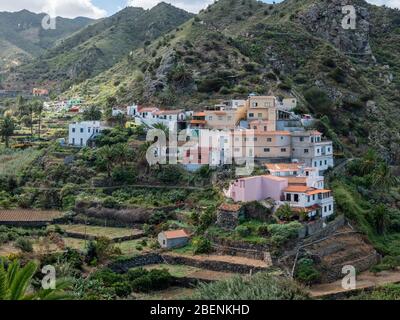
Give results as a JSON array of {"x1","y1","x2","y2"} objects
[{"x1": 158, "y1": 229, "x2": 189, "y2": 249}]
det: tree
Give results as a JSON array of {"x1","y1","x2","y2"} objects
[
  {"x1": 0, "y1": 114, "x2": 15, "y2": 148},
  {"x1": 34, "y1": 101, "x2": 44, "y2": 139},
  {"x1": 83, "y1": 106, "x2": 102, "y2": 121},
  {"x1": 27, "y1": 100, "x2": 41, "y2": 140},
  {"x1": 0, "y1": 259, "x2": 71, "y2": 300},
  {"x1": 372, "y1": 162, "x2": 399, "y2": 190},
  {"x1": 276, "y1": 204, "x2": 294, "y2": 221}
]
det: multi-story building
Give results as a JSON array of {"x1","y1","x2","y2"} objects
[
  {"x1": 283, "y1": 186, "x2": 334, "y2": 218},
  {"x1": 128, "y1": 105, "x2": 189, "y2": 131},
  {"x1": 68, "y1": 121, "x2": 106, "y2": 147},
  {"x1": 291, "y1": 131, "x2": 334, "y2": 173},
  {"x1": 225, "y1": 173, "x2": 334, "y2": 219},
  {"x1": 204, "y1": 104, "x2": 247, "y2": 130},
  {"x1": 245, "y1": 95, "x2": 277, "y2": 131}
]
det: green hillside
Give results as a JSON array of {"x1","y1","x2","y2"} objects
[
  {"x1": 0, "y1": 10, "x2": 93, "y2": 70},
  {"x1": 65, "y1": 0, "x2": 400, "y2": 164},
  {"x1": 3, "y1": 3, "x2": 193, "y2": 91}
]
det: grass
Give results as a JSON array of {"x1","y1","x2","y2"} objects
[
  {"x1": 0, "y1": 147, "x2": 42, "y2": 177},
  {"x1": 51, "y1": 224, "x2": 139, "y2": 239},
  {"x1": 144, "y1": 264, "x2": 201, "y2": 278}
]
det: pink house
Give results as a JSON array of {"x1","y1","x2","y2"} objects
[{"x1": 226, "y1": 175, "x2": 288, "y2": 203}]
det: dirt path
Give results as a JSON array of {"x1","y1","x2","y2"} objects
[{"x1": 310, "y1": 268, "x2": 400, "y2": 298}]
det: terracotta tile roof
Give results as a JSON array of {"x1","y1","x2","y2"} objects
[
  {"x1": 163, "y1": 230, "x2": 189, "y2": 239},
  {"x1": 194, "y1": 112, "x2": 206, "y2": 117},
  {"x1": 0, "y1": 210, "x2": 63, "y2": 222},
  {"x1": 139, "y1": 107, "x2": 159, "y2": 113},
  {"x1": 156, "y1": 109, "x2": 184, "y2": 115},
  {"x1": 190, "y1": 120, "x2": 207, "y2": 124},
  {"x1": 219, "y1": 203, "x2": 242, "y2": 212},
  {"x1": 284, "y1": 186, "x2": 314, "y2": 193},
  {"x1": 306, "y1": 189, "x2": 332, "y2": 196}
]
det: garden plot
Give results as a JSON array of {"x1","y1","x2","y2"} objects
[
  {"x1": 144, "y1": 264, "x2": 237, "y2": 281},
  {"x1": 51, "y1": 224, "x2": 144, "y2": 241}
]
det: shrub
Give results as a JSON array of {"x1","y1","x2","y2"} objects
[
  {"x1": 113, "y1": 281, "x2": 132, "y2": 297},
  {"x1": 268, "y1": 222, "x2": 302, "y2": 246},
  {"x1": 295, "y1": 258, "x2": 321, "y2": 285},
  {"x1": 304, "y1": 87, "x2": 333, "y2": 116},
  {"x1": 192, "y1": 272, "x2": 309, "y2": 300},
  {"x1": 15, "y1": 237, "x2": 33, "y2": 253},
  {"x1": 235, "y1": 225, "x2": 251, "y2": 237},
  {"x1": 192, "y1": 237, "x2": 212, "y2": 255}
]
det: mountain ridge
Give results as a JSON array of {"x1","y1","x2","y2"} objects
[{"x1": 63, "y1": 0, "x2": 400, "y2": 163}]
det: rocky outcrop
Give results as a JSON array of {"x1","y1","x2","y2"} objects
[{"x1": 296, "y1": 0, "x2": 372, "y2": 57}]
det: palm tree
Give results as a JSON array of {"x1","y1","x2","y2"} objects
[
  {"x1": 34, "y1": 101, "x2": 44, "y2": 139},
  {"x1": 0, "y1": 260, "x2": 71, "y2": 300},
  {"x1": 0, "y1": 114, "x2": 15, "y2": 148},
  {"x1": 372, "y1": 162, "x2": 399, "y2": 190},
  {"x1": 28, "y1": 100, "x2": 41, "y2": 140}
]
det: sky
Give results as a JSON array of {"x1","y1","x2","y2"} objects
[{"x1": 0, "y1": 0, "x2": 398, "y2": 19}]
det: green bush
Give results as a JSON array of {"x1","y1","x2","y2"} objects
[
  {"x1": 15, "y1": 237, "x2": 33, "y2": 253},
  {"x1": 235, "y1": 225, "x2": 251, "y2": 237},
  {"x1": 268, "y1": 222, "x2": 302, "y2": 246},
  {"x1": 295, "y1": 258, "x2": 321, "y2": 285},
  {"x1": 193, "y1": 237, "x2": 212, "y2": 255}
]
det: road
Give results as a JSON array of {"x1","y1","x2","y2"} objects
[{"x1": 309, "y1": 268, "x2": 400, "y2": 298}]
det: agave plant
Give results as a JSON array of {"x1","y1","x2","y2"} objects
[{"x1": 0, "y1": 259, "x2": 72, "y2": 300}]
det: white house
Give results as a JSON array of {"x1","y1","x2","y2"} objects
[
  {"x1": 112, "y1": 107, "x2": 127, "y2": 117},
  {"x1": 282, "y1": 186, "x2": 334, "y2": 218},
  {"x1": 68, "y1": 121, "x2": 106, "y2": 147},
  {"x1": 128, "y1": 104, "x2": 191, "y2": 131}
]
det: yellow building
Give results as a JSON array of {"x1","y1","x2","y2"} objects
[
  {"x1": 245, "y1": 95, "x2": 277, "y2": 131},
  {"x1": 204, "y1": 105, "x2": 247, "y2": 130}
]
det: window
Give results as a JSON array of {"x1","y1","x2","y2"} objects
[
  {"x1": 88, "y1": 128, "x2": 91, "y2": 133},
  {"x1": 286, "y1": 194, "x2": 291, "y2": 201},
  {"x1": 249, "y1": 113, "x2": 254, "y2": 117},
  {"x1": 281, "y1": 148, "x2": 287, "y2": 152},
  {"x1": 267, "y1": 138, "x2": 272, "y2": 142},
  {"x1": 234, "y1": 148, "x2": 240, "y2": 152},
  {"x1": 325, "y1": 160, "x2": 328, "y2": 165},
  {"x1": 312, "y1": 195, "x2": 315, "y2": 200},
  {"x1": 317, "y1": 149, "x2": 320, "y2": 153},
  {"x1": 324, "y1": 206, "x2": 327, "y2": 213},
  {"x1": 218, "y1": 116, "x2": 223, "y2": 121},
  {"x1": 314, "y1": 161, "x2": 317, "y2": 167},
  {"x1": 72, "y1": 128, "x2": 76, "y2": 133},
  {"x1": 258, "y1": 113, "x2": 263, "y2": 118},
  {"x1": 80, "y1": 128, "x2": 84, "y2": 133},
  {"x1": 163, "y1": 240, "x2": 166, "y2": 245},
  {"x1": 294, "y1": 194, "x2": 299, "y2": 202},
  {"x1": 304, "y1": 149, "x2": 309, "y2": 154},
  {"x1": 320, "y1": 161, "x2": 323, "y2": 166},
  {"x1": 252, "y1": 102, "x2": 258, "y2": 107},
  {"x1": 329, "y1": 205, "x2": 332, "y2": 211},
  {"x1": 228, "y1": 116, "x2": 232, "y2": 121},
  {"x1": 311, "y1": 137, "x2": 314, "y2": 143},
  {"x1": 72, "y1": 138, "x2": 75, "y2": 144},
  {"x1": 300, "y1": 137, "x2": 304, "y2": 142},
  {"x1": 264, "y1": 148, "x2": 270, "y2": 152},
  {"x1": 80, "y1": 138, "x2": 83, "y2": 146},
  {"x1": 264, "y1": 126, "x2": 267, "y2": 131},
  {"x1": 209, "y1": 116, "x2": 213, "y2": 120}
]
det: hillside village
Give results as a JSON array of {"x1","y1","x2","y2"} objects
[{"x1": 0, "y1": 0, "x2": 399, "y2": 302}]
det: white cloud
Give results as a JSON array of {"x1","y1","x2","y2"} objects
[
  {"x1": 126, "y1": 0, "x2": 214, "y2": 13},
  {"x1": 367, "y1": 0, "x2": 400, "y2": 8},
  {"x1": 0, "y1": 0, "x2": 107, "y2": 19}
]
